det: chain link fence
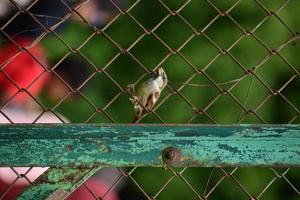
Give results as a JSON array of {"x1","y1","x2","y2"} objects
[{"x1": 0, "y1": 0, "x2": 299, "y2": 199}]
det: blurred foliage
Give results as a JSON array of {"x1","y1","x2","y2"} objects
[
  {"x1": 117, "y1": 167, "x2": 300, "y2": 200},
  {"x1": 39, "y1": 1, "x2": 300, "y2": 199},
  {"x1": 40, "y1": 0, "x2": 300, "y2": 124}
]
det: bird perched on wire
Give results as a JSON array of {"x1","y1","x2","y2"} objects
[{"x1": 128, "y1": 68, "x2": 168, "y2": 122}]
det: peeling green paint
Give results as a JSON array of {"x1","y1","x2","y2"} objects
[
  {"x1": 0, "y1": 124, "x2": 299, "y2": 167},
  {"x1": 17, "y1": 167, "x2": 100, "y2": 200}
]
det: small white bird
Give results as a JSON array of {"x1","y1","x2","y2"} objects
[{"x1": 129, "y1": 68, "x2": 168, "y2": 122}]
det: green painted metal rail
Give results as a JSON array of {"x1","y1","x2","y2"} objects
[
  {"x1": 0, "y1": 124, "x2": 299, "y2": 167},
  {"x1": 17, "y1": 167, "x2": 100, "y2": 200}
]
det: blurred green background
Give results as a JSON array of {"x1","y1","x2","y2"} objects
[
  {"x1": 38, "y1": 0, "x2": 299, "y2": 199},
  {"x1": 40, "y1": 0, "x2": 299, "y2": 125}
]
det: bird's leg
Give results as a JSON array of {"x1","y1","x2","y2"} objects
[
  {"x1": 127, "y1": 84, "x2": 139, "y2": 106},
  {"x1": 144, "y1": 91, "x2": 160, "y2": 115},
  {"x1": 147, "y1": 94, "x2": 154, "y2": 109},
  {"x1": 142, "y1": 94, "x2": 152, "y2": 115},
  {"x1": 154, "y1": 91, "x2": 160, "y2": 105},
  {"x1": 129, "y1": 96, "x2": 139, "y2": 105}
]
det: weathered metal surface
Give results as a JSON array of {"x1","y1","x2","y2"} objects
[
  {"x1": 17, "y1": 167, "x2": 100, "y2": 200},
  {"x1": 0, "y1": 124, "x2": 299, "y2": 167}
]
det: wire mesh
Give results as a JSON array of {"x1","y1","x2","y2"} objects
[{"x1": 0, "y1": 0, "x2": 299, "y2": 199}]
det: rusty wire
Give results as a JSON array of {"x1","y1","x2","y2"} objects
[{"x1": 0, "y1": 0, "x2": 299, "y2": 199}]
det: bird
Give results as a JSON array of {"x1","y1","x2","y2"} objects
[{"x1": 129, "y1": 68, "x2": 168, "y2": 122}]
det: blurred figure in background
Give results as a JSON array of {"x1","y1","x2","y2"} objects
[
  {"x1": 0, "y1": 0, "x2": 32, "y2": 18},
  {"x1": 0, "y1": 1, "x2": 68, "y2": 199},
  {"x1": 0, "y1": 37, "x2": 64, "y2": 123},
  {"x1": 0, "y1": 0, "x2": 124, "y2": 199}
]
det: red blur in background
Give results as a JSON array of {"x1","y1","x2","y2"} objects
[
  {"x1": 0, "y1": 37, "x2": 48, "y2": 105},
  {"x1": 0, "y1": 38, "x2": 119, "y2": 200}
]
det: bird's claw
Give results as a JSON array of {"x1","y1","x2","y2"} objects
[{"x1": 129, "y1": 95, "x2": 139, "y2": 105}]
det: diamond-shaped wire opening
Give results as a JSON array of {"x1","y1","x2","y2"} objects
[
  {"x1": 154, "y1": 14, "x2": 195, "y2": 50},
  {"x1": 0, "y1": 167, "x2": 47, "y2": 200},
  {"x1": 279, "y1": 41, "x2": 300, "y2": 72},
  {"x1": 114, "y1": 167, "x2": 155, "y2": 200},
  {"x1": 232, "y1": 75, "x2": 268, "y2": 104},
  {"x1": 0, "y1": 92, "x2": 56, "y2": 124},
  {"x1": 1, "y1": 13, "x2": 42, "y2": 43},
  {"x1": 207, "y1": 168, "x2": 253, "y2": 200},
  {"x1": 178, "y1": 167, "x2": 225, "y2": 196},
  {"x1": 275, "y1": 1, "x2": 300, "y2": 32},
  {"x1": 205, "y1": 94, "x2": 246, "y2": 124},
  {"x1": 1, "y1": 0, "x2": 81, "y2": 55},
  {"x1": 155, "y1": 94, "x2": 195, "y2": 123},
  {"x1": 52, "y1": 91, "x2": 96, "y2": 123},
  {"x1": 203, "y1": 14, "x2": 245, "y2": 50},
  {"x1": 161, "y1": 53, "x2": 196, "y2": 80},
  {"x1": 67, "y1": 167, "x2": 124, "y2": 200},
  {"x1": 71, "y1": 0, "x2": 122, "y2": 26},
  {"x1": 123, "y1": 167, "x2": 175, "y2": 198},
  {"x1": 0, "y1": 32, "x2": 48, "y2": 69},
  {"x1": 154, "y1": 170, "x2": 202, "y2": 200},
  {"x1": 281, "y1": 76, "x2": 300, "y2": 111},
  {"x1": 102, "y1": 12, "x2": 145, "y2": 49},
  {"x1": 104, "y1": 93, "x2": 135, "y2": 123},
  {"x1": 180, "y1": 34, "x2": 221, "y2": 70},
  {"x1": 229, "y1": 1, "x2": 266, "y2": 31},
  {"x1": 78, "y1": 71, "x2": 121, "y2": 109},
  {"x1": 205, "y1": 53, "x2": 245, "y2": 83},
  {"x1": 179, "y1": 76, "x2": 221, "y2": 122},
  {"x1": 104, "y1": 53, "x2": 147, "y2": 86},
  {"x1": 232, "y1": 167, "x2": 277, "y2": 197},
  {"x1": 129, "y1": 34, "x2": 170, "y2": 68},
  {"x1": 0, "y1": 69, "x2": 48, "y2": 105},
  {"x1": 229, "y1": 35, "x2": 269, "y2": 69},
  {"x1": 1, "y1": 0, "x2": 69, "y2": 42},
  {"x1": 257, "y1": 168, "x2": 300, "y2": 200},
  {"x1": 78, "y1": 32, "x2": 121, "y2": 69},
  {"x1": 281, "y1": 168, "x2": 300, "y2": 195},
  {"x1": 255, "y1": 55, "x2": 297, "y2": 91},
  {"x1": 254, "y1": 14, "x2": 295, "y2": 48},
  {"x1": 256, "y1": 94, "x2": 298, "y2": 123},
  {"x1": 178, "y1": 1, "x2": 216, "y2": 31},
  {"x1": 128, "y1": 0, "x2": 168, "y2": 30},
  {"x1": 42, "y1": 23, "x2": 97, "y2": 57},
  {"x1": 257, "y1": 0, "x2": 288, "y2": 12}
]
